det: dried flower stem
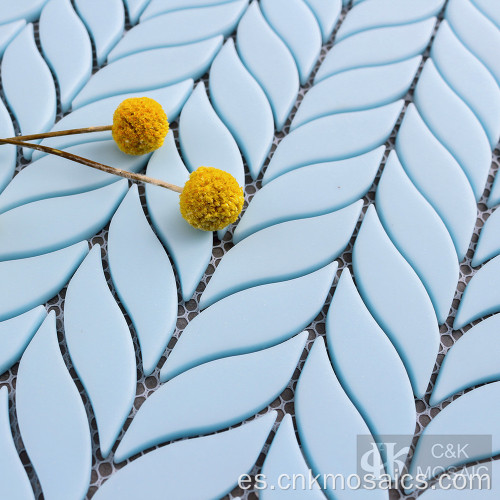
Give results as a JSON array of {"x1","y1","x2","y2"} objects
[
  {"x1": 6, "y1": 125, "x2": 112, "y2": 142},
  {"x1": 0, "y1": 137, "x2": 183, "y2": 194}
]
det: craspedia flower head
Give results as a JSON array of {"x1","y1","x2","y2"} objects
[
  {"x1": 179, "y1": 167, "x2": 244, "y2": 231},
  {"x1": 112, "y1": 97, "x2": 169, "y2": 155}
]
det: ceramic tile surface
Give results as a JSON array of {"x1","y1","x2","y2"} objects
[{"x1": 0, "y1": 0, "x2": 499, "y2": 499}]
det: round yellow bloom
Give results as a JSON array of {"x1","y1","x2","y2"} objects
[
  {"x1": 179, "y1": 167, "x2": 244, "y2": 231},
  {"x1": 112, "y1": 97, "x2": 169, "y2": 155}
]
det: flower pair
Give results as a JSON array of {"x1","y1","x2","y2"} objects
[{"x1": 0, "y1": 97, "x2": 244, "y2": 232}]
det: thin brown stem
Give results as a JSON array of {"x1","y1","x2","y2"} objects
[
  {"x1": 1, "y1": 138, "x2": 183, "y2": 194},
  {"x1": 5, "y1": 125, "x2": 113, "y2": 142}
]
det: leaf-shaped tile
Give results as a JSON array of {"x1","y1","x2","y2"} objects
[
  {"x1": 72, "y1": 36, "x2": 222, "y2": 109},
  {"x1": 33, "y1": 81, "x2": 192, "y2": 159},
  {"x1": 431, "y1": 314, "x2": 500, "y2": 405},
  {"x1": 0, "y1": 241, "x2": 88, "y2": 321},
  {"x1": 114, "y1": 332, "x2": 307, "y2": 462},
  {"x1": 302, "y1": 0, "x2": 341, "y2": 43},
  {"x1": 376, "y1": 151, "x2": 458, "y2": 324},
  {"x1": 0, "y1": 140, "x2": 148, "y2": 214},
  {"x1": 415, "y1": 60, "x2": 491, "y2": 202},
  {"x1": 454, "y1": 255, "x2": 500, "y2": 329},
  {"x1": 0, "y1": 306, "x2": 46, "y2": 375},
  {"x1": 124, "y1": 0, "x2": 150, "y2": 24},
  {"x1": 472, "y1": 0, "x2": 500, "y2": 28},
  {"x1": 326, "y1": 269, "x2": 415, "y2": 479},
  {"x1": 0, "y1": 97, "x2": 17, "y2": 195},
  {"x1": 473, "y1": 209, "x2": 500, "y2": 266},
  {"x1": 261, "y1": 414, "x2": 326, "y2": 500},
  {"x1": 145, "y1": 132, "x2": 212, "y2": 301},
  {"x1": 0, "y1": 387, "x2": 34, "y2": 500},
  {"x1": 236, "y1": 1, "x2": 299, "y2": 131},
  {"x1": 141, "y1": 0, "x2": 242, "y2": 21},
  {"x1": 396, "y1": 104, "x2": 476, "y2": 261},
  {"x1": 178, "y1": 81, "x2": 244, "y2": 238},
  {"x1": 314, "y1": 18, "x2": 436, "y2": 83},
  {"x1": 291, "y1": 57, "x2": 421, "y2": 131},
  {"x1": 65, "y1": 245, "x2": 136, "y2": 458},
  {"x1": 0, "y1": 19, "x2": 25, "y2": 57},
  {"x1": 108, "y1": 0, "x2": 248, "y2": 62},
  {"x1": 235, "y1": 147, "x2": 383, "y2": 243},
  {"x1": 260, "y1": 0, "x2": 321, "y2": 85},
  {"x1": 109, "y1": 186, "x2": 177, "y2": 376},
  {"x1": 432, "y1": 21, "x2": 500, "y2": 149},
  {"x1": 488, "y1": 174, "x2": 500, "y2": 208},
  {"x1": 161, "y1": 262, "x2": 337, "y2": 381},
  {"x1": 39, "y1": 0, "x2": 92, "y2": 112},
  {"x1": 0, "y1": 180, "x2": 127, "y2": 261},
  {"x1": 95, "y1": 413, "x2": 277, "y2": 500},
  {"x1": 336, "y1": 0, "x2": 444, "y2": 42},
  {"x1": 209, "y1": 39, "x2": 273, "y2": 180},
  {"x1": 74, "y1": 0, "x2": 125, "y2": 66},
  {"x1": 446, "y1": 0, "x2": 500, "y2": 86},
  {"x1": 295, "y1": 338, "x2": 388, "y2": 500},
  {"x1": 16, "y1": 312, "x2": 92, "y2": 500},
  {"x1": 0, "y1": 0, "x2": 49, "y2": 24},
  {"x1": 263, "y1": 101, "x2": 402, "y2": 185},
  {"x1": 418, "y1": 460, "x2": 500, "y2": 498},
  {"x1": 1, "y1": 23, "x2": 56, "y2": 160},
  {"x1": 353, "y1": 205, "x2": 440, "y2": 398},
  {"x1": 408, "y1": 381, "x2": 500, "y2": 492},
  {"x1": 200, "y1": 201, "x2": 362, "y2": 309}
]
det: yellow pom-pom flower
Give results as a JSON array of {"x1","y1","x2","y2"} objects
[
  {"x1": 179, "y1": 167, "x2": 244, "y2": 231},
  {"x1": 112, "y1": 97, "x2": 169, "y2": 155}
]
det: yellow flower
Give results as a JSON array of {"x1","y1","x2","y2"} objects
[
  {"x1": 112, "y1": 97, "x2": 169, "y2": 155},
  {"x1": 180, "y1": 167, "x2": 244, "y2": 231}
]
